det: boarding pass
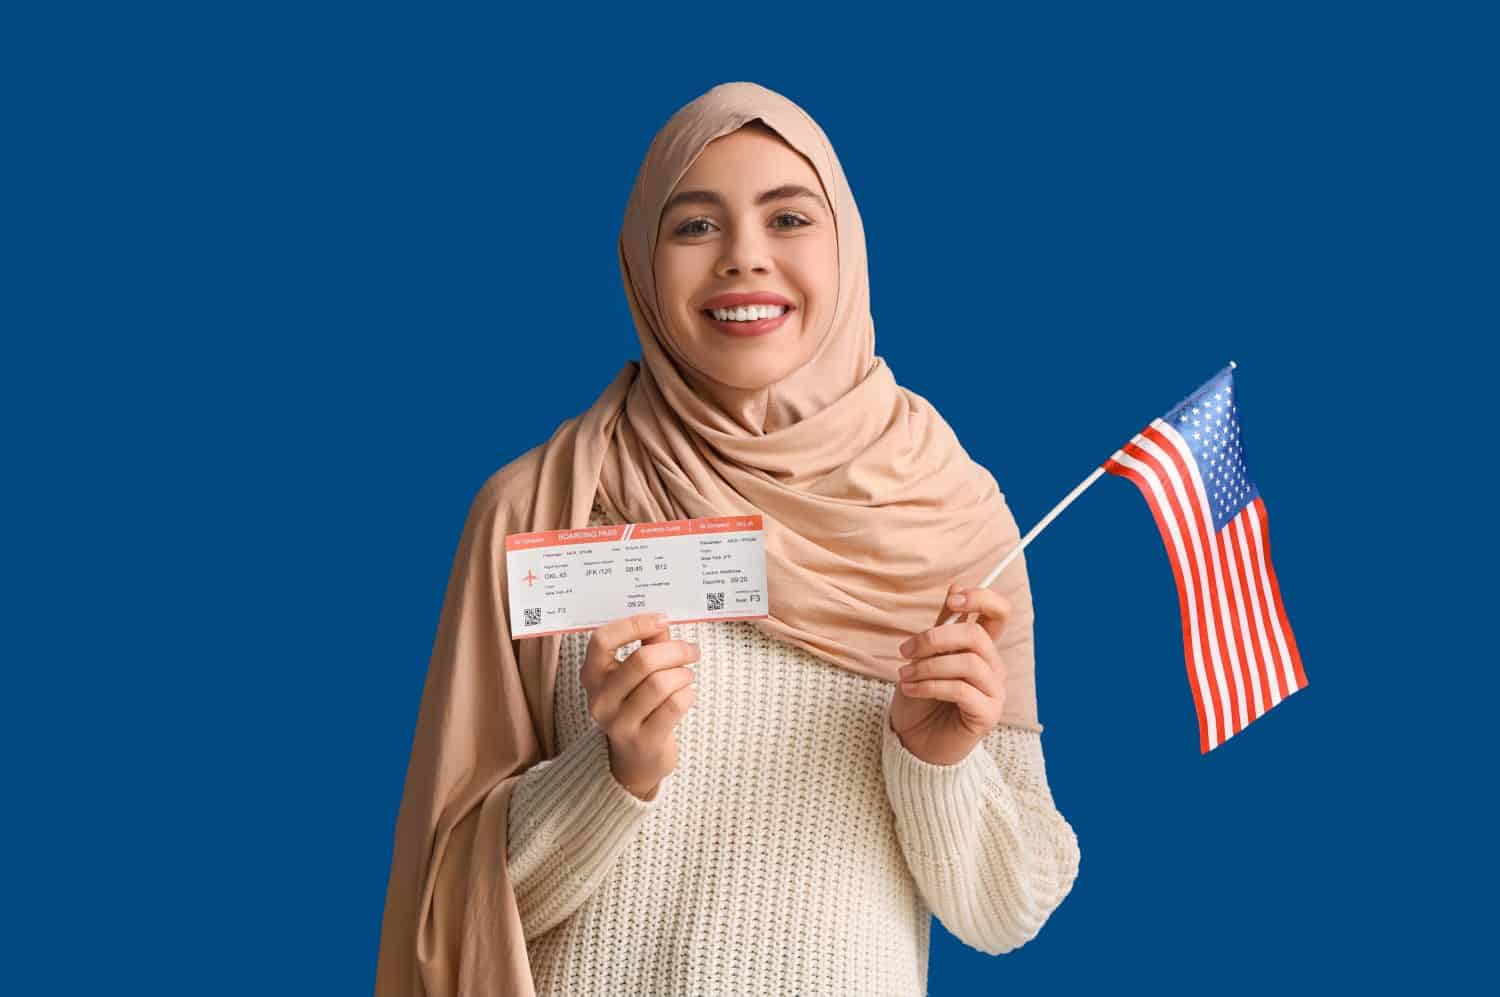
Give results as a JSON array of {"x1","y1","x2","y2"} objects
[{"x1": 504, "y1": 513, "x2": 769, "y2": 638}]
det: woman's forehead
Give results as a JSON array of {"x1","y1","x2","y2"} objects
[{"x1": 667, "y1": 130, "x2": 828, "y2": 210}]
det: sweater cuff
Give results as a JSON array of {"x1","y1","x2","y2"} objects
[
  {"x1": 881, "y1": 714, "x2": 1019, "y2": 862},
  {"x1": 507, "y1": 724, "x2": 668, "y2": 916}
]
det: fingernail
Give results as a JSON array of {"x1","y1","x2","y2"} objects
[
  {"x1": 948, "y1": 592, "x2": 966, "y2": 608},
  {"x1": 899, "y1": 664, "x2": 915, "y2": 679},
  {"x1": 897, "y1": 638, "x2": 914, "y2": 656}
]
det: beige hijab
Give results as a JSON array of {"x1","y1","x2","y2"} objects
[{"x1": 374, "y1": 81, "x2": 1043, "y2": 996}]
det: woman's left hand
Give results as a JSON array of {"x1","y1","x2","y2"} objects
[{"x1": 888, "y1": 580, "x2": 1012, "y2": 766}]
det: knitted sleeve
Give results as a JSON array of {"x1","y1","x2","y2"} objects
[
  {"x1": 881, "y1": 715, "x2": 1081, "y2": 955},
  {"x1": 505, "y1": 723, "x2": 668, "y2": 941}
]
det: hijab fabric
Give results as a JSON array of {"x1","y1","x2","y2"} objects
[{"x1": 375, "y1": 81, "x2": 1043, "y2": 996}]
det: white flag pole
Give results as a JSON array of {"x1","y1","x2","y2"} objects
[
  {"x1": 940, "y1": 465, "x2": 1108, "y2": 625},
  {"x1": 939, "y1": 359, "x2": 1238, "y2": 626}
]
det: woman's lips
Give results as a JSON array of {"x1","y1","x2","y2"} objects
[{"x1": 700, "y1": 307, "x2": 794, "y2": 337}]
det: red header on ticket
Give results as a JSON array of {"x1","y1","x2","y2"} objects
[{"x1": 504, "y1": 514, "x2": 764, "y2": 551}]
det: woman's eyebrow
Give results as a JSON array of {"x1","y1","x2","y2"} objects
[{"x1": 664, "y1": 184, "x2": 825, "y2": 213}]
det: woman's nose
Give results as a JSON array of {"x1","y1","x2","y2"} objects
[
  {"x1": 718, "y1": 258, "x2": 770, "y2": 276},
  {"x1": 716, "y1": 228, "x2": 772, "y2": 276}
]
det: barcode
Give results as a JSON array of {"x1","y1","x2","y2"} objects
[
  {"x1": 523, "y1": 607, "x2": 541, "y2": 626},
  {"x1": 706, "y1": 591, "x2": 724, "y2": 611}
]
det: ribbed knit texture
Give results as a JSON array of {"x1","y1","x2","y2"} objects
[{"x1": 504, "y1": 497, "x2": 1081, "y2": 995}]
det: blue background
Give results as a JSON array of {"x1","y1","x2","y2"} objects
[{"x1": 5, "y1": 2, "x2": 1492, "y2": 993}]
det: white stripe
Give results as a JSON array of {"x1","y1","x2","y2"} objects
[
  {"x1": 1152, "y1": 421, "x2": 1251, "y2": 733},
  {"x1": 1110, "y1": 442, "x2": 1221, "y2": 749},
  {"x1": 1232, "y1": 514, "x2": 1284, "y2": 706},
  {"x1": 1216, "y1": 508, "x2": 1267, "y2": 718},
  {"x1": 1244, "y1": 503, "x2": 1299, "y2": 696},
  {"x1": 1134, "y1": 427, "x2": 1239, "y2": 735}
]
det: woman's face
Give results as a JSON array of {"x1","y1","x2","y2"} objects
[{"x1": 654, "y1": 125, "x2": 839, "y2": 391}]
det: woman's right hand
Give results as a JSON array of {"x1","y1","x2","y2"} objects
[{"x1": 581, "y1": 612, "x2": 699, "y2": 801}]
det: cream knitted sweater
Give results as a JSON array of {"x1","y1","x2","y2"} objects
[{"x1": 505, "y1": 497, "x2": 1081, "y2": 996}]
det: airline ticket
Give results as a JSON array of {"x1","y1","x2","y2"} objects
[{"x1": 504, "y1": 513, "x2": 769, "y2": 638}]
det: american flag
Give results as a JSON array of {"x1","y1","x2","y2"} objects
[{"x1": 1103, "y1": 364, "x2": 1307, "y2": 753}]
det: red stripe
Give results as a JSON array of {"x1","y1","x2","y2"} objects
[
  {"x1": 1207, "y1": 498, "x2": 1256, "y2": 725},
  {"x1": 1140, "y1": 425, "x2": 1248, "y2": 738},
  {"x1": 1240, "y1": 498, "x2": 1290, "y2": 699},
  {"x1": 1121, "y1": 438, "x2": 1230, "y2": 749},
  {"x1": 1252, "y1": 498, "x2": 1309, "y2": 692},
  {"x1": 1104, "y1": 455, "x2": 1214, "y2": 754},
  {"x1": 1208, "y1": 525, "x2": 1259, "y2": 734},
  {"x1": 1233, "y1": 514, "x2": 1283, "y2": 701},
  {"x1": 1226, "y1": 509, "x2": 1278, "y2": 711}
]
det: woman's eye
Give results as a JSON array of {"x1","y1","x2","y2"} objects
[{"x1": 675, "y1": 213, "x2": 811, "y2": 237}]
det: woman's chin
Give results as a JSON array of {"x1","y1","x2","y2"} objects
[{"x1": 703, "y1": 357, "x2": 802, "y2": 391}]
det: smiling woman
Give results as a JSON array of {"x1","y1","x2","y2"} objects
[
  {"x1": 375, "y1": 81, "x2": 1079, "y2": 997},
  {"x1": 652, "y1": 124, "x2": 839, "y2": 395}
]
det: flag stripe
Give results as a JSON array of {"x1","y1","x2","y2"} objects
[
  {"x1": 1216, "y1": 519, "x2": 1268, "y2": 719},
  {"x1": 1148, "y1": 422, "x2": 1254, "y2": 734},
  {"x1": 1103, "y1": 447, "x2": 1220, "y2": 752},
  {"x1": 1240, "y1": 506, "x2": 1291, "y2": 700},
  {"x1": 1254, "y1": 498, "x2": 1308, "y2": 691},
  {"x1": 1231, "y1": 512, "x2": 1284, "y2": 705},
  {"x1": 1230, "y1": 508, "x2": 1277, "y2": 718},
  {"x1": 1246, "y1": 498, "x2": 1308, "y2": 695},
  {"x1": 1123, "y1": 433, "x2": 1234, "y2": 746},
  {"x1": 1159, "y1": 422, "x2": 1272, "y2": 736}
]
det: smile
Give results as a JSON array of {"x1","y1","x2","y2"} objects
[{"x1": 700, "y1": 306, "x2": 794, "y2": 337}]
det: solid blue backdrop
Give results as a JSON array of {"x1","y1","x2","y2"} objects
[{"x1": 4, "y1": 2, "x2": 1491, "y2": 993}]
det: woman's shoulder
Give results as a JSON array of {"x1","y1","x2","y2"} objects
[
  {"x1": 462, "y1": 439, "x2": 616, "y2": 535},
  {"x1": 457, "y1": 441, "x2": 550, "y2": 534}
]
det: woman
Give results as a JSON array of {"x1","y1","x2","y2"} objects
[{"x1": 375, "y1": 81, "x2": 1080, "y2": 996}]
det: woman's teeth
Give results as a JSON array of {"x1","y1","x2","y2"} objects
[{"x1": 708, "y1": 305, "x2": 789, "y2": 322}]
